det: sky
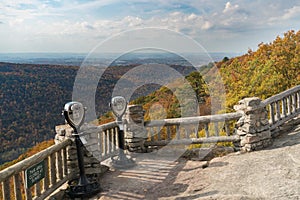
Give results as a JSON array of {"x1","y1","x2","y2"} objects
[{"x1": 0, "y1": 0, "x2": 300, "y2": 54}]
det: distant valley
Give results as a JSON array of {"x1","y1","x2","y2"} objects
[{"x1": 0, "y1": 52, "x2": 224, "y2": 164}]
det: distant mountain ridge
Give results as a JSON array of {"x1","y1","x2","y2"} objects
[{"x1": 0, "y1": 52, "x2": 239, "y2": 66}]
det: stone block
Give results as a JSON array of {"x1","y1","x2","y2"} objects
[
  {"x1": 83, "y1": 156, "x2": 100, "y2": 164},
  {"x1": 67, "y1": 145, "x2": 77, "y2": 151},
  {"x1": 92, "y1": 163, "x2": 101, "y2": 168},
  {"x1": 134, "y1": 130, "x2": 147, "y2": 138},
  {"x1": 85, "y1": 145, "x2": 100, "y2": 153},
  {"x1": 236, "y1": 117, "x2": 245, "y2": 127},
  {"x1": 129, "y1": 113, "x2": 144, "y2": 121},
  {"x1": 240, "y1": 138, "x2": 247, "y2": 146},
  {"x1": 235, "y1": 97, "x2": 261, "y2": 110},
  {"x1": 256, "y1": 141, "x2": 263, "y2": 147},
  {"x1": 256, "y1": 125, "x2": 270, "y2": 132},
  {"x1": 239, "y1": 123, "x2": 256, "y2": 134},
  {"x1": 243, "y1": 118, "x2": 257, "y2": 126},
  {"x1": 125, "y1": 129, "x2": 147, "y2": 138},
  {"x1": 245, "y1": 114, "x2": 256, "y2": 120},
  {"x1": 67, "y1": 161, "x2": 78, "y2": 168},
  {"x1": 125, "y1": 131, "x2": 134, "y2": 138},
  {"x1": 245, "y1": 97, "x2": 261, "y2": 107},
  {"x1": 242, "y1": 144, "x2": 253, "y2": 152},
  {"x1": 55, "y1": 135, "x2": 66, "y2": 143},
  {"x1": 257, "y1": 130, "x2": 271, "y2": 140},
  {"x1": 125, "y1": 138, "x2": 143, "y2": 142},
  {"x1": 261, "y1": 119, "x2": 270, "y2": 126},
  {"x1": 262, "y1": 139, "x2": 273, "y2": 147},
  {"x1": 84, "y1": 164, "x2": 92, "y2": 168},
  {"x1": 127, "y1": 105, "x2": 144, "y2": 112},
  {"x1": 127, "y1": 142, "x2": 143, "y2": 148},
  {"x1": 236, "y1": 129, "x2": 247, "y2": 136},
  {"x1": 127, "y1": 125, "x2": 145, "y2": 130},
  {"x1": 84, "y1": 151, "x2": 93, "y2": 157},
  {"x1": 244, "y1": 135, "x2": 260, "y2": 144}
]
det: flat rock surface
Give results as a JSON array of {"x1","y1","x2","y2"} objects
[{"x1": 90, "y1": 123, "x2": 300, "y2": 200}]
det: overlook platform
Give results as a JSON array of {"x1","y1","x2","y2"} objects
[
  {"x1": 91, "y1": 120, "x2": 300, "y2": 200},
  {"x1": 1, "y1": 86, "x2": 299, "y2": 199}
]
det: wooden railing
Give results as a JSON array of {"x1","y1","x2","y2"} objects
[
  {"x1": 262, "y1": 85, "x2": 300, "y2": 132},
  {"x1": 0, "y1": 122, "x2": 120, "y2": 199},
  {"x1": 0, "y1": 139, "x2": 71, "y2": 200},
  {"x1": 1, "y1": 85, "x2": 299, "y2": 199},
  {"x1": 143, "y1": 85, "x2": 300, "y2": 146},
  {"x1": 81, "y1": 121, "x2": 120, "y2": 162},
  {"x1": 144, "y1": 112, "x2": 242, "y2": 147}
]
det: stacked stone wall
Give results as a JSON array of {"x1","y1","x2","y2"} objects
[
  {"x1": 234, "y1": 97, "x2": 272, "y2": 151},
  {"x1": 123, "y1": 105, "x2": 148, "y2": 152},
  {"x1": 55, "y1": 124, "x2": 108, "y2": 179}
]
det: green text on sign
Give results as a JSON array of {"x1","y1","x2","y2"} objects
[{"x1": 25, "y1": 160, "x2": 45, "y2": 188}]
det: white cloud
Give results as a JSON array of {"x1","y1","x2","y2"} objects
[
  {"x1": 7, "y1": 10, "x2": 216, "y2": 53},
  {"x1": 1, "y1": 0, "x2": 300, "y2": 53},
  {"x1": 8, "y1": 18, "x2": 24, "y2": 27},
  {"x1": 122, "y1": 16, "x2": 143, "y2": 27},
  {"x1": 202, "y1": 21, "x2": 213, "y2": 30},
  {"x1": 268, "y1": 5, "x2": 300, "y2": 25},
  {"x1": 223, "y1": 2, "x2": 239, "y2": 13},
  {"x1": 282, "y1": 6, "x2": 300, "y2": 19},
  {"x1": 186, "y1": 13, "x2": 197, "y2": 21}
]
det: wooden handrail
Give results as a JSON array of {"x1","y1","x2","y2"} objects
[
  {"x1": 262, "y1": 85, "x2": 300, "y2": 106},
  {"x1": 0, "y1": 139, "x2": 71, "y2": 183},
  {"x1": 261, "y1": 85, "x2": 300, "y2": 131},
  {"x1": 0, "y1": 139, "x2": 72, "y2": 200},
  {"x1": 144, "y1": 135, "x2": 240, "y2": 146},
  {"x1": 144, "y1": 112, "x2": 242, "y2": 127}
]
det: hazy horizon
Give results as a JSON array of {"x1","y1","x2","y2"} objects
[{"x1": 0, "y1": 51, "x2": 241, "y2": 66}]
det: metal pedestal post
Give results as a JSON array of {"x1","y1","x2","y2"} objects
[
  {"x1": 111, "y1": 128, "x2": 135, "y2": 169},
  {"x1": 66, "y1": 129, "x2": 101, "y2": 198}
]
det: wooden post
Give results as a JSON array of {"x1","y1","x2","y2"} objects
[
  {"x1": 13, "y1": 174, "x2": 22, "y2": 200},
  {"x1": 2, "y1": 179, "x2": 11, "y2": 200},
  {"x1": 43, "y1": 158, "x2": 50, "y2": 192},
  {"x1": 204, "y1": 123, "x2": 209, "y2": 137},
  {"x1": 50, "y1": 153, "x2": 56, "y2": 186}
]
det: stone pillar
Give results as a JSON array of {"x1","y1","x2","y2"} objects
[
  {"x1": 123, "y1": 105, "x2": 148, "y2": 152},
  {"x1": 55, "y1": 124, "x2": 108, "y2": 180},
  {"x1": 234, "y1": 97, "x2": 272, "y2": 152}
]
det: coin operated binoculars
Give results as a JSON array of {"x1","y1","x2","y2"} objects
[
  {"x1": 110, "y1": 96, "x2": 135, "y2": 169},
  {"x1": 63, "y1": 102, "x2": 101, "y2": 198}
]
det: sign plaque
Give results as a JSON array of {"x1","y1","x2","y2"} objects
[{"x1": 25, "y1": 160, "x2": 45, "y2": 188}]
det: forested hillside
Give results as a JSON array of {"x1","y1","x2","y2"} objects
[
  {"x1": 131, "y1": 70, "x2": 211, "y2": 120},
  {"x1": 0, "y1": 62, "x2": 195, "y2": 164},
  {"x1": 0, "y1": 63, "x2": 76, "y2": 164},
  {"x1": 99, "y1": 64, "x2": 213, "y2": 125},
  {"x1": 121, "y1": 30, "x2": 300, "y2": 120},
  {"x1": 219, "y1": 30, "x2": 300, "y2": 110}
]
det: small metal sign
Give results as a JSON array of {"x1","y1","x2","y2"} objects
[
  {"x1": 25, "y1": 160, "x2": 45, "y2": 188},
  {"x1": 110, "y1": 96, "x2": 127, "y2": 118}
]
